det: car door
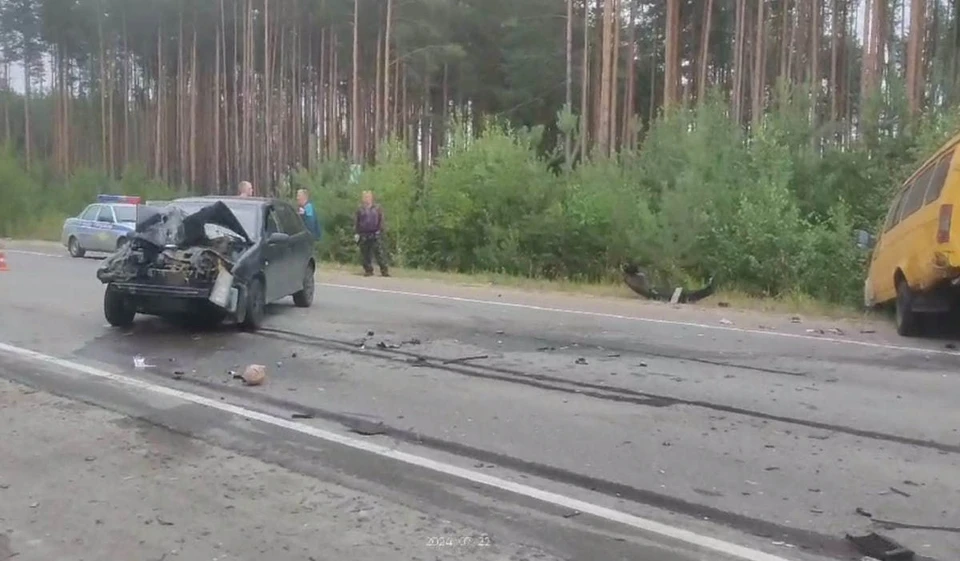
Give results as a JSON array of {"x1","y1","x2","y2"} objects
[
  {"x1": 262, "y1": 205, "x2": 292, "y2": 302},
  {"x1": 75, "y1": 204, "x2": 101, "y2": 248},
  {"x1": 274, "y1": 202, "x2": 313, "y2": 293},
  {"x1": 91, "y1": 205, "x2": 118, "y2": 252}
]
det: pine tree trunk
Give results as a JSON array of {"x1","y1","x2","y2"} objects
[
  {"x1": 384, "y1": 0, "x2": 393, "y2": 141},
  {"x1": 664, "y1": 0, "x2": 680, "y2": 109},
  {"x1": 597, "y1": 0, "x2": 614, "y2": 156},
  {"x1": 698, "y1": 0, "x2": 714, "y2": 102},
  {"x1": 906, "y1": 0, "x2": 925, "y2": 114},
  {"x1": 751, "y1": 0, "x2": 765, "y2": 127},
  {"x1": 352, "y1": 0, "x2": 361, "y2": 162},
  {"x1": 580, "y1": 0, "x2": 590, "y2": 160}
]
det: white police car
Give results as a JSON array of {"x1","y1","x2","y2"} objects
[{"x1": 61, "y1": 195, "x2": 142, "y2": 258}]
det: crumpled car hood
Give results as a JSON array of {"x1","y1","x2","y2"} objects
[
  {"x1": 136, "y1": 200, "x2": 252, "y2": 247},
  {"x1": 97, "y1": 201, "x2": 253, "y2": 285}
]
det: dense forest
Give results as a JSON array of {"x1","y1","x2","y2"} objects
[{"x1": 3, "y1": 0, "x2": 960, "y2": 305}]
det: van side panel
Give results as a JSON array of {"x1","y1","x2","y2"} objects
[{"x1": 868, "y1": 146, "x2": 959, "y2": 305}]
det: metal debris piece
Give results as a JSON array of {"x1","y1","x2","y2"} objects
[
  {"x1": 291, "y1": 413, "x2": 313, "y2": 420},
  {"x1": 241, "y1": 364, "x2": 266, "y2": 386},
  {"x1": 720, "y1": 318, "x2": 733, "y2": 326},
  {"x1": 845, "y1": 532, "x2": 914, "y2": 561},
  {"x1": 376, "y1": 341, "x2": 401, "y2": 349},
  {"x1": 407, "y1": 356, "x2": 429, "y2": 367},
  {"x1": 366, "y1": 331, "x2": 375, "y2": 337},
  {"x1": 889, "y1": 487, "x2": 911, "y2": 498},
  {"x1": 133, "y1": 355, "x2": 154, "y2": 369},
  {"x1": 855, "y1": 507, "x2": 874, "y2": 518},
  {"x1": 442, "y1": 354, "x2": 489, "y2": 365},
  {"x1": 562, "y1": 510, "x2": 581, "y2": 519},
  {"x1": 537, "y1": 346, "x2": 556, "y2": 352},
  {"x1": 790, "y1": 316, "x2": 802, "y2": 323},
  {"x1": 403, "y1": 338, "x2": 422, "y2": 345},
  {"x1": 575, "y1": 357, "x2": 588, "y2": 365},
  {"x1": 345, "y1": 418, "x2": 386, "y2": 436}
]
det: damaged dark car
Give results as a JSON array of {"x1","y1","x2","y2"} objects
[{"x1": 97, "y1": 196, "x2": 317, "y2": 331}]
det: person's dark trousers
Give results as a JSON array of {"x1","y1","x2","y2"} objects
[{"x1": 359, "y1": 233, "x2": 389, "y2": 276}]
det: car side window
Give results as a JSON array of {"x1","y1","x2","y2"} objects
[
  {"x1": 80, "y1": 205, "x2": 99, "y2": 221},
  {"x1": 899, "y1": 166, "x2": 935, "y2": 222},
  {"x1": 924, "y1": 151, "x2": 954, "y2": 205},
  {"x1": 276, "y1": 204, "x2": 305, "y2": 235},
  {"x1": 96, "y1": 206, "x2": 115, "y2": 223},
  {"x1": 885, "y1": 189, "x2": 907, "y2": 232},
  {"x1": 264, "y1": 207, "x2": 283, "y2": 236}
]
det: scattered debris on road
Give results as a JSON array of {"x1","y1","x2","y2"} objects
[
  {"x1": 889, "y1": 486, "x2": 912, "y2": 498},
  {"x1": 720, "y1": 318, "x2": 733, "y2": 326},
  {"x1": 344, "y1": 418, "x2": 387, "y2": 436},
  {"x1": 562, "y1": 510, "x2": 581, "y2": 519},
  {"x1": 537, "y1": 346, "x2": 556, "y2": 352},
  {"x1": 442, "y1": 354, "x2": 489, "y2": 365},
  {"x1": 855, "y1": 507, "x2": 874, "y2": 518},
  {"x1": 845, "y1": 532, "x2": 914, "y2": 561},
  {"x1": 790, "y1": 316, "x2": 802, "y2": 323},
  {"x1": 291, "y1": 412, "x2": 314, "y2": 420},
  {"x1": 575, "y1": 357, "x2": 588, "y2": 365},
  {"x1": 133, "y1": 355, "x2": 154, "y2": 369},
  {"x1": 402, "y1": 338, "x2": 422, "y2": 345},
  {"x1": 377, "y1": 341, "x2": 402, "y2": 349},
  {"x1": 155, "y1": 516, "x2": 175, "y2": 526},
  {"x1": 241, "y1": 364, "x2": 266, "y2": 386}
]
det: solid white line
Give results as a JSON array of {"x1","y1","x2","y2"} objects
[
  {"x1": 318, "y1": 282, "x2": 960, "y2": 357},
  {"x1": 0, "y1": 341, "x2": 793, "y2": 561},
  {"x1": 5, "y1": 249, "x2": 65, "y2": 258}
]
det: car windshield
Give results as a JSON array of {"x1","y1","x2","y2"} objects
[
  {"x1": 113, "y1": 205, "x2": 137, "y2": 223},
  {"x1": 171, "y1": 201, "x2": 259, "y2": 240}
]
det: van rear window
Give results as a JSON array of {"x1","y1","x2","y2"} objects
[{"x1": 923, "y1": 151, "x2": 954, "y2": 205}]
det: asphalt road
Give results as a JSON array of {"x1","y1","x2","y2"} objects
[{"x1": 0, "y1": 240, "x2": 958, "y2": 561}]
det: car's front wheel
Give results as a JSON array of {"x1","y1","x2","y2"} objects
[
  {"x1": 104, "y1": 284, "x2": 135, "y2": 327},
  {"x1": 240, "y1": 277, "x2": 266, "y2": 331},
  {"x1": 68, "y1": 236, "x2": 85, "y2": 258},
  {"x1": 292, "y1": 263, "x2": 315, "y2": 308}
]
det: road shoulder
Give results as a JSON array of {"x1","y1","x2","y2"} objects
[{"x1": 0, "y1": 377, "x2": 559, "y2": 561}]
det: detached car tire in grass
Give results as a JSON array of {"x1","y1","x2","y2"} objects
[{"x1": 103, "y1": 284, "x2": 136, "y2": 327}]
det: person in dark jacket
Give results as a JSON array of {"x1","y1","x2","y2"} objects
[{"x1": 354, "y1": 190, "x2": 389, "y2": 277}]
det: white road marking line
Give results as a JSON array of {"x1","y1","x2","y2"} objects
[
  {"x1": 318, "y1": 282, "x2": 960, "y2": 357},
  {"x1": 5, "y1": 249, "x2": 65, "y2": 258},
  {"x1": 0, "y1": 341, "x2": 793, "y2": 561}
]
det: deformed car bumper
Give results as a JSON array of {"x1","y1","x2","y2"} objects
[{"x1": 110, "y1": 280, "x2": 243, "y2": 319}]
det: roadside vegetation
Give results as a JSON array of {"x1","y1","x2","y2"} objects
[{"x1": 3, "y1": 0, "x2": 960, "y2": 312}]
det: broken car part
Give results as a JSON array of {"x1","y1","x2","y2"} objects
[{"x1": 621, "y1": 264, "x2": 716, "y2": 304}]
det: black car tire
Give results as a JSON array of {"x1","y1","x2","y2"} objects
[
  {"x1": 68, "y1": 236, "x2": 85, "y2": 258},
  {"x1": 240, "y1": 277, "x2": 266, "y2": 331},
  {"x1": 895, "y1": 278, "x2": 921, "y2": 337},
  {"x1": 104, "y1": 284, "x2": 135, "y2": 327},
  {"x1": 292, "y1": 263, "x2": 315, "y2": 308}
]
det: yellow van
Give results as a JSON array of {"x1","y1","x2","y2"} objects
[{"x1": 864, "y1": 133, "x2": 960, "y2": 336}]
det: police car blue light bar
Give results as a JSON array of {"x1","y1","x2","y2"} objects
[{"x1": 96, "y1": 194, "x2": 142, "y2": 204}]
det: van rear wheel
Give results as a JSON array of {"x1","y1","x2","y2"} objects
[{"x1": 895, "y1": 279, "x2": 921, "y2": 337}]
